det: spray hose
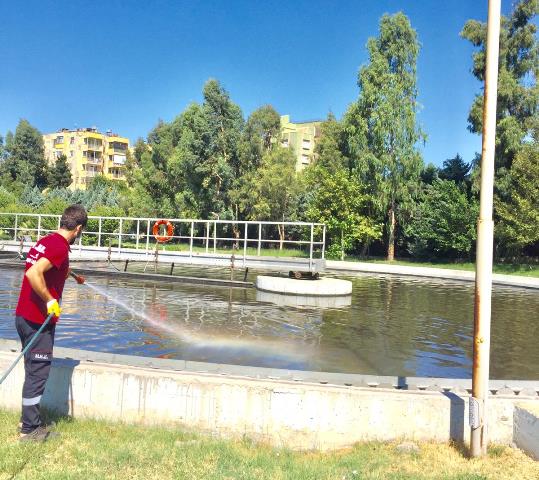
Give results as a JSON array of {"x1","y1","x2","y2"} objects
[{"x1": 0, "y1": 312, "x2": 54, "y2": 386}]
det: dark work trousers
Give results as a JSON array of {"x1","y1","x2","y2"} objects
[{"x1": 15, "y1": 316, "x2": 55, "y2": 434}]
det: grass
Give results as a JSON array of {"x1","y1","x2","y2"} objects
[{"x1": 1, "y1": 410, "x2": 538, "y2": 480}]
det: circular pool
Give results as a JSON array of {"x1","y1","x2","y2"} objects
[{"x1": 1, "y1": 266, "x2": 538, "y2": 379}]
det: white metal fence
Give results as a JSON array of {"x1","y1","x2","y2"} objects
[{"x1": 0, "y1": 213, "x2": 326, "y2": 270}]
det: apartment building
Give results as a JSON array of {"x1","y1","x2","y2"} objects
[
  {"x1": 280, "y1": 115, "x2": 322, "y2": 170},
  {"x1": 43, "y1": 127, "x2": 129, "y2": 189}
]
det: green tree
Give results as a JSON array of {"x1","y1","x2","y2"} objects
[
  {"x1": 461, "y1": 0, "x2": 538, "y2": 172},
  {"x1": 345, "y1": 12, "x2": 424, "y2": 260},
  {"x1": 134, "y1": 119, "x2": 180, "y2": 216},
  {"x1": 421, "y1": 163, "x2": 439, "y2": 185},
  {"x1": 313, "y1": 113, "x2": 349, "y2": 173},
  {"x1": 404, "y1": 179, "x2": 479, "y2": 259},
  {"x1": 495, "y1": 143, "x2": 539, "y2": 253},
  {"x1": 5, "y1": 120, "x2": 49, "y2": 188},
  {"x1": 438, "y1": 154, "x2": 471, "y2": 184},
  {"x1": 238, "y1": 105, "x2": 281, "y2": 173},
  {"x1": 233, "y1": 147, "x2": 302, "y2": 248},
  {"x1": 306, "y1": 165, "x2": 382, "y2": 260},
  {"x1": 125, "y1": 138, "x2": 146, "y2": 187},
  {"x1": 199, "y1": 79, "x2": 244, "y2": 216},
  {"x1": 48, "y1": 154, "x2": 72, "y2": 189}
]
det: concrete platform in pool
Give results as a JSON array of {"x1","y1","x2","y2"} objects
[{"x1": 255, "y1": 275, "x2": 353, "y2": 296}]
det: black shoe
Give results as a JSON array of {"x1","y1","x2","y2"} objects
[
  {"x1": 18, "y1": 420, "x2": 56, "y2": 433},
  {"x1": 19, "y1": 425, "x2": 60, "y2": 443}
]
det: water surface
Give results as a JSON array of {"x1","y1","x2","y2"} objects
[{"x1": 1, "y1": 266, "x2": 538, "y2": 379}]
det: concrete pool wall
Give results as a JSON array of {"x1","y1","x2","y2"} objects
[{"x1": 0, "y1": 339, "x2": 537, "y2": 451}]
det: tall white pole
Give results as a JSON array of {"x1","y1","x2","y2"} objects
[{"x1": 471, "y1": 0, "x2": 501, "y2": 458}]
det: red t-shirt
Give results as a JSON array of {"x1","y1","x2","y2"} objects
[{"x1": 15, "y1": 232, "x2": 71, "y2": 325}]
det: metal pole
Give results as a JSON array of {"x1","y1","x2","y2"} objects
[
  {"x1": 322, "y1": 224, "x2": 326, "y2": 260},
  {"x1": 136, "y1": 220, "x2": 140, "y2": 249},
  {"x1": 243, "y1": 223, "x2": 248, "y2": 268},
  {"x1": 257, "y1": 223, "x2": 261, "y2": 256},
  {"x1": 98, "y1": 218, "x2": 102, "y2": 247},
  {"x1": 309, "y1": 224, "x2": 314, "y2": 271},
  {"x1": 13, "y1": 214, "x2": 18, "y2": 241},
  {"x1": 213, "y1": 220, "x2": 217, "y2": 254},
  {"x1": 37, "y1": 215, "x2": 41, "y2": 240},
  {"x1": 118, "y1": 218, "x2": 123, "y2": 253},
  {"x1": 189, "y1": 221, "x2": 194, "y2": 260},
  {"x1": 471, "y1": 0, "x2": 501, "y2": 458},
  {"x1": 205, "y1": 222, "x2": 209, "y2": 253}
]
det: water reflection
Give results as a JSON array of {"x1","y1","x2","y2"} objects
[
  {"x1": 0, "y1": 266, "x2": 538, "y2": 379},
  {"x1": 256, "y1": 290, "x2": 352, "y2": 309}
]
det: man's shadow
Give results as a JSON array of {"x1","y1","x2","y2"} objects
[
  {"x1": 41, "y1": 357, "x2": 80, "y2": 424},
  {"x1": 397, "y1": 376, "x2": 466, "y2": 444}
]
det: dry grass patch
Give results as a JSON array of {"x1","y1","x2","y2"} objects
[{"x1": 0, "y1": 409, "x2": 538, "y2": 479}]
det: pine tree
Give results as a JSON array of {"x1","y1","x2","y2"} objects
[
  {"x1": 48, "y1": 154, "x2": 72, "y2": 189},
  {"x1": 5, "y1": 120, "x2": 49, "y2": 188}
]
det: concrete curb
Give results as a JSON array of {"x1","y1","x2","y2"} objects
[
  {"x1": 326, "y1": 260, "x2": 539, "y2": 289},
  {"x1": 0, "y1": 260, "x2": 253, "y2": 289},
  {"x1": 514, "y1": 404, "x2": 539, "y2": 460},
  {"x1": 1, "y1": 340, "x2": 537, "y2": 450}
]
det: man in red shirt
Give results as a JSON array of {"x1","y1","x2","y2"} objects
[{"x1": 15, "y1": 204, "x2": 87, "y2": 442}]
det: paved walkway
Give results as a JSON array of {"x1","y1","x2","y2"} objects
[{"x1": 326, "y1": 260, "x2": 539, "y2": 289}]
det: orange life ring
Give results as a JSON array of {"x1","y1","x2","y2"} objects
[{"x1": 152, "y1": 220, "x2": 174, "y2": 243}]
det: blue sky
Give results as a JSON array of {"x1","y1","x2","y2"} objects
[{"x1": 0, "y1": 1, "x2": 515, "y2": 166}]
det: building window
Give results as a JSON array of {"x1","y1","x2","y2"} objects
[
  {"x1": 301, "y1": 154, "x2": 310, "y2": 165},
  {"x1": 70, "y1": 151, "x2": 74, "y2": 158},
  {"x1": 70, "y1": 137, "x2": 75, "y2": 144},
  {"x1": 302, "y1": 139, "x2": 311, "y2": 149}
]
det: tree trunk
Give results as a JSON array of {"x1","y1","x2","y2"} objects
[
  {"x1": 278, "y1": 224, "x2": 285, "y2": 251},
  {"x1": 387, "y1": 206, "x2": 396, "y2": 261},
  {"x1": 360, "y1": 238, "x2": 369, "y2": 258}
]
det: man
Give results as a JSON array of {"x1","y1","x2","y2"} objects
[{"x1": 15, "y1": 204, "x2": 87, "y2": 442}]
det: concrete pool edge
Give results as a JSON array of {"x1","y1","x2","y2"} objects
[
  {"x1": 326, "y1": 260, "x2": 539, "y2": 289},
  {"x1": 2, "y1": 258, "x2": 539, "y2": 290},
  {"x1": 1, "y1": 339, "x2": 538, "y2": 451}
]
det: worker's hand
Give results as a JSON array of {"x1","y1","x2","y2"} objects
[
  {"x1": 46, "y1": 299, "x2": 61, "y2": 318},
  {"x1": 74, "y1": 274, "x2": 85, "y2": 285}
]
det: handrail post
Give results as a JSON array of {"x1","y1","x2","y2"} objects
[
  {"x1": 322, "y1": 224, "x2": 326, "y2": 259},
  {"x1": 118, "y1": 218, "x2": 123, "y2": 253},
  {"x1": 257, "y1": 222, "x2": 261, "y2": 256},
  {"x1": 205, "y1": 221, "x2": 209, "y2": 253},
  {"x1": 13, "y1": 214, "x2": 18, "y2": 241},
  {"x1": 243, "y1": 222, "x2": 248, "y2": 267},
  {"x1": 146, "y1": 220, "x2": 151, "y2": 253},
  {"x1": 37, "y1": 215, "x2": 42, "y2": 241},
  {"x1": 136, "y1": 220, "x2": 140, "y2": 249},
  {"x1": 189, "y1": 221, "x2": 194, "y2": 260},
  {"x1": 213, "y1": 220, "x2": 217, "y2": 254},
  {"x1": 309, "y1": 224, "x2": 314, "y2": 271},
  {"x1": 98, "y1": 218, "x2": 102, "y2": 247}
]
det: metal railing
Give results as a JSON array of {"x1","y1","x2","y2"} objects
[{"x1": 0, "y1": 213, "x2": 326, "y2": 270}]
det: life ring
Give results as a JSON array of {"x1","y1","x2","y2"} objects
[{"x1": 152, "y1": 220, "x2": 174, "y2": 243}]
